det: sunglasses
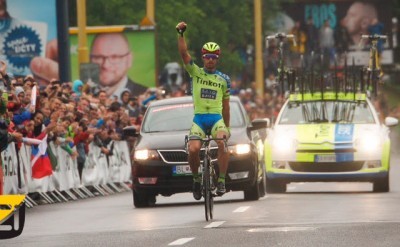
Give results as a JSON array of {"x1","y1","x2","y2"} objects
[{"x1": 202, "y1": 54, "x2": 219, "y2": 60}]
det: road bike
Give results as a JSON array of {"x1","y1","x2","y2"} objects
[
  {"x1": 359, "y1": 34, "x2": 387, "y2": 97},
  {"x1": 185, "y1": 135, "x2": 227, "y2": 221},
  {"x1": 266, "y1": 33, "x2": 297, "y2": 95}
]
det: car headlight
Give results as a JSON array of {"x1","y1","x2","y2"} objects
[
  {"x1": 229, "y1": 144, "x2": 251, "y2": 155},
  {"x1": 134, "y1": 149, "x2": 159, "y2": 161},
  {"x1": 356, "y1": 135, "x2": 381, "y2": 153},
  {"x1": 273, "y1": 138, "x2": 296, "y2": 154}
]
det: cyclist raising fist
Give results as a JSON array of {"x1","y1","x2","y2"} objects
[{"x1": 176, "y1": 21, "x2": 231, "y2": 199}]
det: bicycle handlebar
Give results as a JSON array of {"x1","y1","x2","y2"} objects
[
  {"x1": 359, "y1": 34, "x2": 387, "y2": 48},
  {"x1": 360, "y1": 34, "x2": 388, "y2": 40},
  {"x1": 265, "y1": 33, "x2": 297, "y2": 48},
  {"x1": 184, "y1": 135, "x2": 229, "y2": 153}
]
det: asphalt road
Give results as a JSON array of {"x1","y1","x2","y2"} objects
[{"x1": 3, "y1": 146, "x2": 400, "y2": 246}]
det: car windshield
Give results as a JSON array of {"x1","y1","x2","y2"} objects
[
  {"x1": 142, "y1": 101, "x2": 245, "y2": 133},
  {"x1": 279, "y1": 101, "x2": 376, "y2": 124}
]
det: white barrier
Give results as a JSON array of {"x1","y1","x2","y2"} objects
[
  {"x1": 49, "y1": 142, "x2": 80, "y2": 191},
  {"x1": 2, "y1": 144, "x2": 26, "y2": 194},
  {"x1": 2, "y1": 140, "x2": 132, "y2": 195},
  {"x1": 108, "y1": 141, "x2": 132, "y2": 183}
]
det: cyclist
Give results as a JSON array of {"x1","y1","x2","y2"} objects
[{"x1": 176, "y1": 21, "x2": 231, "y2": 200}]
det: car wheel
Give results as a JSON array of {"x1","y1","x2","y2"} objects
[
  {"x1": 244, "y1": 180, "x2": 260, "y2": 201},
  {"x1": 265, "y1": 176, "x2": 286, "y2": 193},
  {"x1": 133, "y1": 189, "x2": 157, "y2": 208},
  {"x1": 244, "y1": 160, "x2": 263, "y2": 201},
  {"x1": 373, "y1": 174, "x2": 389, "y2": 193}
]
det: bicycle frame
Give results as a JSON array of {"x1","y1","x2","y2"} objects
[
  {"x1": 185, "y1": 135, "x2": 227, "y2": 221},
  {"x1": 201, "y1": 137, "x2": 215, "y2": 221}
]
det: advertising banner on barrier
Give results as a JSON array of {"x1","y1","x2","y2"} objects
[
  {"x1": 57, "y1": 145, "x2": 80, "y2": 190},
  {"x1": 112, "y1": 141, "x2": 132, "y2": 183},
  {"x1": 82, "y1": 142, "x2": 103, "y2": 186},
  {"x1": 3, "y1": 141, "x2": 132, "y2": 194},
  {"x1": 2, "y1": 144, "x2": 25, "y2": 194}
]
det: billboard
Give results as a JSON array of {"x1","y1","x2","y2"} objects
[
  {"x1": 0, "y1": 0, "x2": 57, "y2": 78},
  {"x1": 276, "y1": 0, "x2": 394, "y2": 65},
  {"x1": 69, "y1": 26, "x2": 156, "y2": 97}
]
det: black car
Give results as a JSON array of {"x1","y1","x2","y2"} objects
[{"x1": 126, "y1": 96, "x2": 268, "y2": 207}]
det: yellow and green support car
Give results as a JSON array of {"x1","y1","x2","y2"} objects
[{"x1": 264, "y1": 91, "x2": 398, "y2": 193}]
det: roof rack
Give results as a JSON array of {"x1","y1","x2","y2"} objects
[
  {"x1": 265, "y1": 32, "x2": 379, "y2": 103},
  {"x1": 291, "y1": 53, "x2": 372, "y2": 103}
]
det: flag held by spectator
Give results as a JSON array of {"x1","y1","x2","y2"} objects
[{"x1": 30, "y1": 135, "x2": 52, "y2": 179}]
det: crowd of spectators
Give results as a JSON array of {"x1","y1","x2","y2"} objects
[{"x1": 0, "y1": 61, "x2": 160, "y2": 179}]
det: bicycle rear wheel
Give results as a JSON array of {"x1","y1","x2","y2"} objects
[{"x1": 203, "y1": 157, "x2": 213, "y2": 221}]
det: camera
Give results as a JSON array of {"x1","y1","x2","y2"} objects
[{"x1": 51, "y1": 80, "x2": 61, "y2": 85}]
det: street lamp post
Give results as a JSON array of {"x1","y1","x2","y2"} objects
[
  {"x1": 254, "y1": 0, "x2": 264, "y2": 97},
  {"x1": 77, "y1": 0, "x2": 89, "y2": 65}
]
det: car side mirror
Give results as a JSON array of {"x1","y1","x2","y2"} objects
[
  {"x1": 384, "y1": 117, "x2": 398, "y2": 127},
  {"x1": 249, "y1": 118, "x2": 270, "y2": 131},
  {"x1": 123, "y1": 126, "x2": 139, "y2": 138},
  {"x1": 248, "y1": 118, "x2": 270, "y2": 141}
]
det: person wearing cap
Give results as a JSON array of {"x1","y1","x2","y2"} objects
[
  {"x1": 176, "y1": 21, "x2": 231, "y2": 199},
  {"x1": 14, "y1": 86, "x2": 25, "y2": 103},
  {"x1": 72, "y1": 79, "x2": 83, "y2": 100},
  {"x1": 127, "y1": 96, "x2": 140, "y2": 118}
]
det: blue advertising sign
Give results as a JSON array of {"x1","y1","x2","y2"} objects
[{"x1": 0, "y1": 0, "x2": 57, "y2": 77}]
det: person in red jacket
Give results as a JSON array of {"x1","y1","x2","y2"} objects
[{"x1": 73, "y1": 121, "x2": 97, "y2": 180}]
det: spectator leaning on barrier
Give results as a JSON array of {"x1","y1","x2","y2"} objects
[{"x1": 73, "y1": 120, "x2": 94, "y2": 180}]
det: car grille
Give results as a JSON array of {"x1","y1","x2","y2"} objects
[
  {"x1": 289, "y1": 162, "x2": 364, "y2": 172},
  {"x1": 158, "y1": 148, "x2": 218, "y2": 163}
]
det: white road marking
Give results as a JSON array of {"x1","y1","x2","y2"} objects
[
  {"x1": 233, "y1": 206, "x2": 250, "y2": 213},
  {"x1": 248, "y1": 226, "x2": 316, "y2": 232},
  {"x1": 168, "y1": 238, "x2": 195, "y2": 245},
  {"x1": 204, "y1": 221, "x2": 225, "y2": 228}
]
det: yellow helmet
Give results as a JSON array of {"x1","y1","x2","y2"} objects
[{"x1": 201, "y1": 42, "x2": 221, "y2": 55}]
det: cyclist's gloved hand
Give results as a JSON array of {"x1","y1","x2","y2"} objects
[
  {"x1": 226, "y1": 127, "x2": 231, "y2": 138},
  {"x1": 176, "y1": 22, "x2": 187, "y2": 36}
]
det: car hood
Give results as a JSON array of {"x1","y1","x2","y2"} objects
[
  {"x1": 270, "y1": 123, "x2": 384, "y2": 149},
  {"x1": 136, "y1": 128, "x2": 251, "y2": 150}
]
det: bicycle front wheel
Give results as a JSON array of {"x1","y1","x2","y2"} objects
[{"x1": 203, "y1": 157, "x2": 213, "y2": 221}]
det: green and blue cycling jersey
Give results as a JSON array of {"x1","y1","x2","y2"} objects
[{"x1": 184, "y1": 61, "x2": 231, "y2": 138}]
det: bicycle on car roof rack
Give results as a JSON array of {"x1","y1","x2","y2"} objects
[{"x1": 359, "y1": 34, "x2": 387, "y2": 98}]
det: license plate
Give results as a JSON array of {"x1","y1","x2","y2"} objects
[
  {"x1": 315, "y1": 154, "x2": 336, "y2": 163},
  {"x1": 173, "y1": 165, "x2": 193, "y2": 176}
]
